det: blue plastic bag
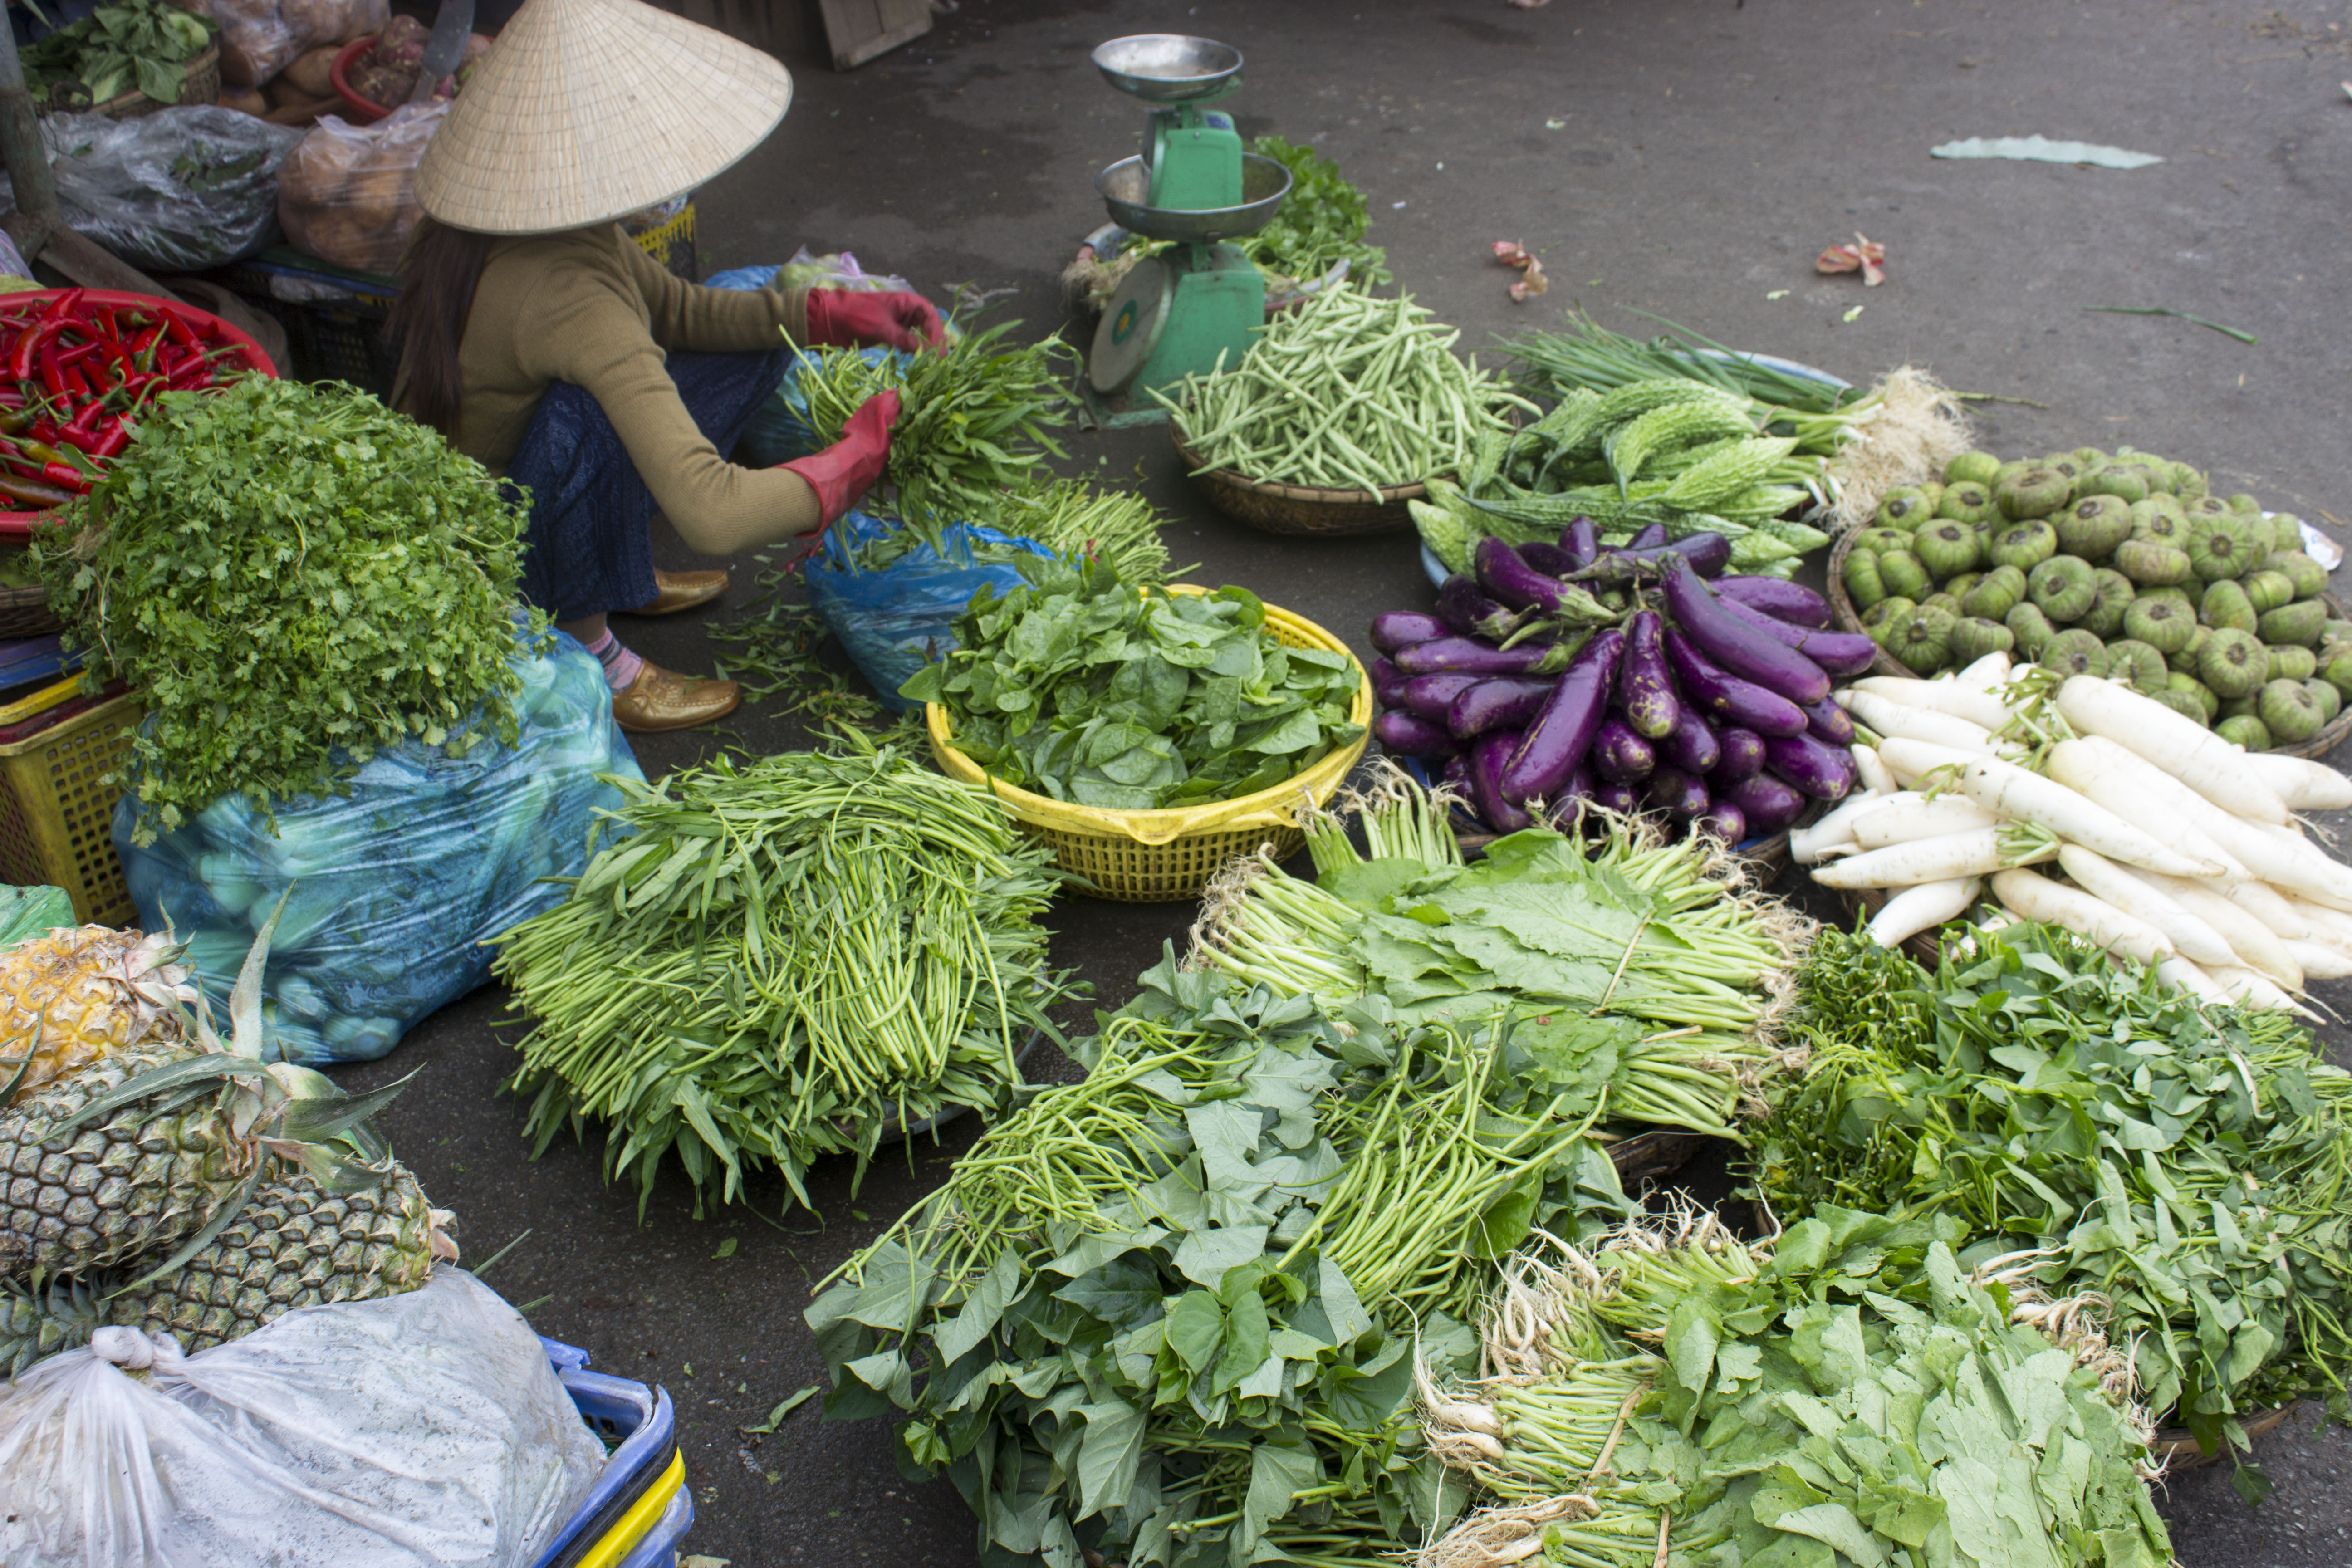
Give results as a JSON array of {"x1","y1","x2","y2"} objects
[
  {"x1": 113, "y1": 633, "x2": 644, "y2": 1064},
  {"x1": 804, "y1": 510, "x2": 1056, "y2": 712}
]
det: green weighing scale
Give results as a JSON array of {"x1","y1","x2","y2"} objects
[{"x1": 1083, "y1": 35, "x2": 1293, "y2": 426}]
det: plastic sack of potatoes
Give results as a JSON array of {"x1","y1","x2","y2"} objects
[
  {"x1": 276, "y1": 102, "x2": 445, "y2": 275},
  {"x1": 0, "y1": 1270, "x2": 605, "y2": 1568},
  {"x1": 214, "y1": 0, "x2": 388, "y2": 89}
]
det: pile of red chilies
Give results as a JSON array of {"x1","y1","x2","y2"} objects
[{"x1": 0, "y1": 289, "x2": 244, "y2": 510}]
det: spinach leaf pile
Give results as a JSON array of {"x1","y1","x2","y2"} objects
[
  {"x1": 1422, "y1": 1208, "x2": 2173, "y2": 1568},
  {"x1": 1757, "y1": 922, "x2": 2352, "y2": 1485},
  {"x1": 900, "y1": 555, "x2": 1362, "y2": 810},
  {"x1": 35, "y1": 377, "x2": 539, "y2": 835},
  {"x1": 808, "y1": 957, "x2": 1635, "y2": 1568},
  {"x1": 1240, "y1": 136, "x2": 1391, "y2": 288}
]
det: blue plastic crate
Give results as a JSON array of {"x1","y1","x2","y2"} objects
[{"x1": 533, "y1": 1336, "x2": 691, "y2": 1568}]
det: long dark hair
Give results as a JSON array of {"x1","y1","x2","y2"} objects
[{"x1": 386, "y1": 217, "x2": 497, "y2": 436}]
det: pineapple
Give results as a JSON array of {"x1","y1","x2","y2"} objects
[
  {"x1": 0, "y1": 1269, "x2": 104, "y2": 1376},
  {"x1": 0, "y1": 926, "x2": 201, "y2": 1107}
]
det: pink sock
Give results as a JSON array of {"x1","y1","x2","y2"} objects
[{"x1": 583, "y1": 629, "x2": 645, "y2": 692}]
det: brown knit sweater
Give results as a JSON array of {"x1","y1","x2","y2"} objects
[{"x1": 447, "y1": 224, "x2": 821, "y2": 553}]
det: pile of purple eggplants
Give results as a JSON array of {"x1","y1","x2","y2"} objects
[{"x1": 1368, "y1": 519, "x2": 1879, "y2": 844}]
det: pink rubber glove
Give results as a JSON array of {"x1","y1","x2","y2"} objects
[
  {"x1": 804, "y1": 289, "x2": 945, "y2": 353},
  {"x1": 780, "y1": 389, "x2": 900, "y2": 529}
]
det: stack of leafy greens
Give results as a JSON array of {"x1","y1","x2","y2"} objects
[
  {"x1": 491, "y1": 736, "x2": 1078, "y2": 1216},
  {"x1": 1756, "y1": 921, "x2": 2352, "y2": 1492},
  {"x1": 1191, "y1": 773, "x2": 1807, "y2": 1140},
  {"x1": 1418, "y1": 1207, "x2": 2171, "y2": 1568},
  {"x1": 34, "y1": 377, "x2": 538, "y2": 837},
  {"x1": 848, "y1": 478, "x2": 1174, "y2": 586},
  {"x1": 900, "y1": 556, "x2": 1363, "y2": 810},
  {"x1": 808, "y1": 958, "x2": 1638, "y2": 1568},
  {"x1": 21, "y1": 0, "x2": 216, "y2": 107}
]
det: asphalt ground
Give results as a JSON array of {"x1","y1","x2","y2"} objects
[{"x1": 332, "y1": 0, "x2": 2352, "y2": 1562}]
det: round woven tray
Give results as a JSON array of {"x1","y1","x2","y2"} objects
[
  {"x1": 2150, "y1": 1402, "x2": 2293, "y2": 1470},
  {"x1": 1172, "y1": 431, "x2": 1427, "y2": 537},
  {"x1": 38, "y1": 44, "x2": 219, "y2": 119},
  {"x1": 1824, "y1": 530, "x2": 2352, "y2": 759}
]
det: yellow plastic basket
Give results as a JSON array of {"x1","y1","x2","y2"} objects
[
  {"x1": 0, "y1": 690, "x2": 143, "y2": 925},
  {"x1": 926, "y1": 588, "x2": 1372, "y2": 902}
]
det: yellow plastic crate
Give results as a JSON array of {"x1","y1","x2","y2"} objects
[
  {"x1": 630, "y1": 202, "x2": 699, "y2": 280},
  {"x1": 0, "y1": 691, "x2": 142, "y2": 925},
  {"x1": 926, "y1": 588, "x2": 1372, "y2": 902}
]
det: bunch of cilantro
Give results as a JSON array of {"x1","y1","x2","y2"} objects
[
  {"x1": 1239, "y1": 136, "x2": 1392, "y2": 287},
  {"x1": 807, "y1": 958, "x2": 1635, "y2": 1568},
  {"x1": 36, "y1": 377, "x2": 541, "y2": 837},
  {"x1": 1757, "y1": 922, "x2": 2352, "y2": 1495},
  {"x1": 899, "y1": 554, "x2": 1362, "y2": 810}
]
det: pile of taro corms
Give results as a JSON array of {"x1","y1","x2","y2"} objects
[{"x1": 1369, "y1": 523, "x2": 1874, "y2": 840}]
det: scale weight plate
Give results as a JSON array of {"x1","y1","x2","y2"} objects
[{"x1": 1089, "y1": 254, "x2": 1173, "y2": 394}]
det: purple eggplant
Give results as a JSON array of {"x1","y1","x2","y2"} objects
[
  {"x1": 1375, "y1": 709, "x2": 1459, "y2": 758},
  {"x1": 1661, "y1": 559, "x2": 1832, "y2": 707},
  {"x1": 1592, "y1": 717, "x2": 1656, "y2": 784},
  {"x1": 1592, "y1": 780, "x2": 1642, "y2": 815},
  {"x1": 1470, "y1": 730, "x2": 1534, "y2": 833},
  {"x1": 1802, "y1": 697, "x2": 1855, "y2": 747},
  {"x1": 1658, "y1": 706, "x2": 1722, "y2": 776},
  {"x1": 1646, "y1": 764, "x2": 1710, "y2": 818},
  {"x1": 1371, "y1": 611, "x2": 1451, "y2": 654},
  {"x1": 1661, "y1": 629, "x2": 1806, "y2": 737},
  {"x1": 1558, "y1": 516, "x2": 1602, "y2": 570},
  {"x1": 1718, "y1": 595, "x2": 1877, "y2": 678},
  {"x1": 1516, "y1": 540, "x2": 1579, "y2": 577},
  {"x1": 1711, "y1": 727, "x2": 1767, "y2": 785},
  {"x1": 1395, "y1": 637, "x2": 1576, "y2": 677},
  {"x1": 1599, "y1": 532, "x2": 1733, "y2": 578},
  {"x1": 1442, "y1": 752, "x2": 1473, "y2": 790},
  {"x1": 1499, "y1": 629, "x2": 1627, "y2": 806},
  {"x1": 1616, "y1": 611, "x2": 1681, "y2": 739},
  {"x1": 1401, "y1": 673, "x2": 1482, "y2": 723},
  {"x1": 1436, "y1": 575, "x2": 1524, "y2": 643},
  {"x1": 1693, "y1": 802, "x2": 1747, "y2": 845},
  {"x1": 1625, "y1": 522, "x2": 1670, "y2": 550},
  {"x1": 1476, "y1": 537, "x2": 1612, "y2": 624},
  {"x1": 1714, "y1": 576, "x2": 1832, "y2": 630},
  {"x1": 1726, "y1": 773, "x2": 1807, "y2": 835},
  {"x1": 1450, "y1": 676, "x2": 1556, "y2": 740},
  {"x1": 1370, "y1": 655, "x2": 1409, "y2": 708},
  {"x1": 1763, "y1": 732, "x2": 1858, "y2": 802}
]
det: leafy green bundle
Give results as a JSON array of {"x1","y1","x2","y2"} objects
[
  {"x1": 493, "y1": 737, "x2": 1076, "y2": 1215},
  {"x1": 1422, "y1": 1207, "x2": 2172, "y2": 1568},
  {"x1": 848, "y1": 477, "x2": 1174, "y2": 586},
  {"x1": 22, "y1": 0, "x2": 215, "y2": 106},
  {"x1": 900, "y1": 555, "x2": 1362, "y2": 811},
  {"x1": 809, "y1": 959, "x2": 1636, "y2": 1568},
  {"x1": 35, "y1": 377, "x2": 537, "y2": 836},
  {"x1": 1757, "y1": 922, "x2": 2352, "y2": 1480},
  {"x1": 1238, "y1": 135, "x2": 1391, "y2": 287}
]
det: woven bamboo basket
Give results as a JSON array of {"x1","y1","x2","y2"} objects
[
  {"x1": 1172, "y1": 432, "x2": 1426, "y2": 537},
  {"x1": 1824, "y1": 531, "x2": 2352, "y2": 760},
  {"x1": 37, "y1": 44, "x2": 220, "y2": 119},
  {"x1": 0, "y1": 583, "x2": 60, "y2": 641}
]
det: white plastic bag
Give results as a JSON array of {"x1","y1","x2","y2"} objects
[
  {"x1": 0, "y1": 1270, "x2": 605, "y2": 1568},
  {"x1": 277, "y1": 103, "x2": 446, "y2": 274}
]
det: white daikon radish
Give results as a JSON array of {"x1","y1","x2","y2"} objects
[
  {"x1": 1955, "y1": 651, "x2": 2012, "y2": 691},
  {"x1": 2054, "y1": 847, "x2": 2238, "y2": 968},
  {"x1": 1851, "y1": 744, "x2": 1897, "y2": 796},
  {"x1": 2205, "y1": 963, "x2": 2317, "y2": 1019},
  {"x1": 2280, "y1": 892, "x2": 2352, "y2": 949},
  {"x1": 2156, "y1": 954, "x2": 2234, "y2": 1006},
  {"x1": 1838, "y1": 691, "x2": 2000, "y2": 754},
  {"x1": 1989, "y1": 867, "x2": 2174, "y2": 964},
  {"x1": 2055, "y1": 675, "x2": 2291, "y2": 825},
  {"x1": 2227, "y1": 882, "x2": 2313, "y2": 941},
  {"x1": 2284, "y1": 939, "x2": 2352, "y2": 979},
  {"x1": 1853, "y1": 794, "x2": 2001, "y2": 849},
  {"x1": 2239, "y1": 751, "x2": 2352, "y2": 812},
  {"x1": 1955, "y1": 756, "x2": 2223, "y2": 878},
  {"x1": 1848, "y1": 677, "x2": 2013, "y2": 732},
  {"x1": 1868, "y1": 877, "x2": 1981, "y2": 947},
  {"x1": 1875, "y1": 737, "x2": 1988, "y2": 788},
  {"x1": 2139, "y1": 871, "x2": 2303, "y2": 990},
  {"x1": 2044, "y1": 740, "x2": 2249, "y2": 880},
  {"x1": 1812, "y1": 828, "x2": 2051, "y2": 890},
  {"x1": 2074, "y1": 738, "x2": 2352, "y2": 907},
  {"x1": 1789, "y1": 792, "x2": 1893, "y2": 865}
]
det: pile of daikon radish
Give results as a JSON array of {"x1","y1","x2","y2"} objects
[{"x1": 1793, "y1": 650, "x2": 2352, "y2": 1014}]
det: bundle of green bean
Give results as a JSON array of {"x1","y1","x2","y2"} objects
[
  {"x1": 850, "y1": 476, "x2": 1175, "y2": 585},
  {"x1": 491, "y1": 736, "x2": 1074, "y2": 1215},
  {"x1": 1155, "y1": 282, "x2": 1529, "y2": 497},
  {"x1": 795, "y1": 319, "x2": 1077, "y2": 525}
]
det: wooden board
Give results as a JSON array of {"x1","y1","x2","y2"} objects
[{"x1": 817, "y1": 0, "x2": 931, "y2": 70}]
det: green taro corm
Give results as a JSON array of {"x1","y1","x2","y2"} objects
[
  {"x1": 34, "y1": 377, "x2": 539, "y2": 838},
  {"x1": 899, "y1": 554, "x2": 1363, "y2": 810}
]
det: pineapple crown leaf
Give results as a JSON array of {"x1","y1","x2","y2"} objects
[
  {"x1": 43, "y1": 1051, "x2": 271, "y2": 1142},
  {"x1": 226, "y1": 886, "x2": 291, "y2": 1063},
  {"x1": 275, "y1": 1068, "x2": 417, "y2": 1147}
]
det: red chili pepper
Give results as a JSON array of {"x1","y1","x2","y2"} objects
[
  {"x1": 130, "y1": 325, "x2": 165, "y2": 373},
  {"x1": 160, "y1": 311, "x2": 198, "y2": 349},
  {"x1": 93, "y1": 307, "x2": 119, "y2": 342},
  {"x1": 94, "y1": 338, "x2": 134, "y2": 382},
  {"x1": 53, "y1": 340, "x2": 103, "y2": 369},
  {"x1": 36, "y1": 343, "x2": 66, "y2": 400},
  {"x1": 60, "y1": 364, "x2": 91, "y2": 402},
  {"x1": 36, "y1": 461, "x2": 88, "y2": 493},
  {"x1": 89, "y1": 419, "x2": 129, "y2": 460}
]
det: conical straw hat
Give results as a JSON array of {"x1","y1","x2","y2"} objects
[{"x1": 415, "y1": 0, "x2": 792, "y2": 235}]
